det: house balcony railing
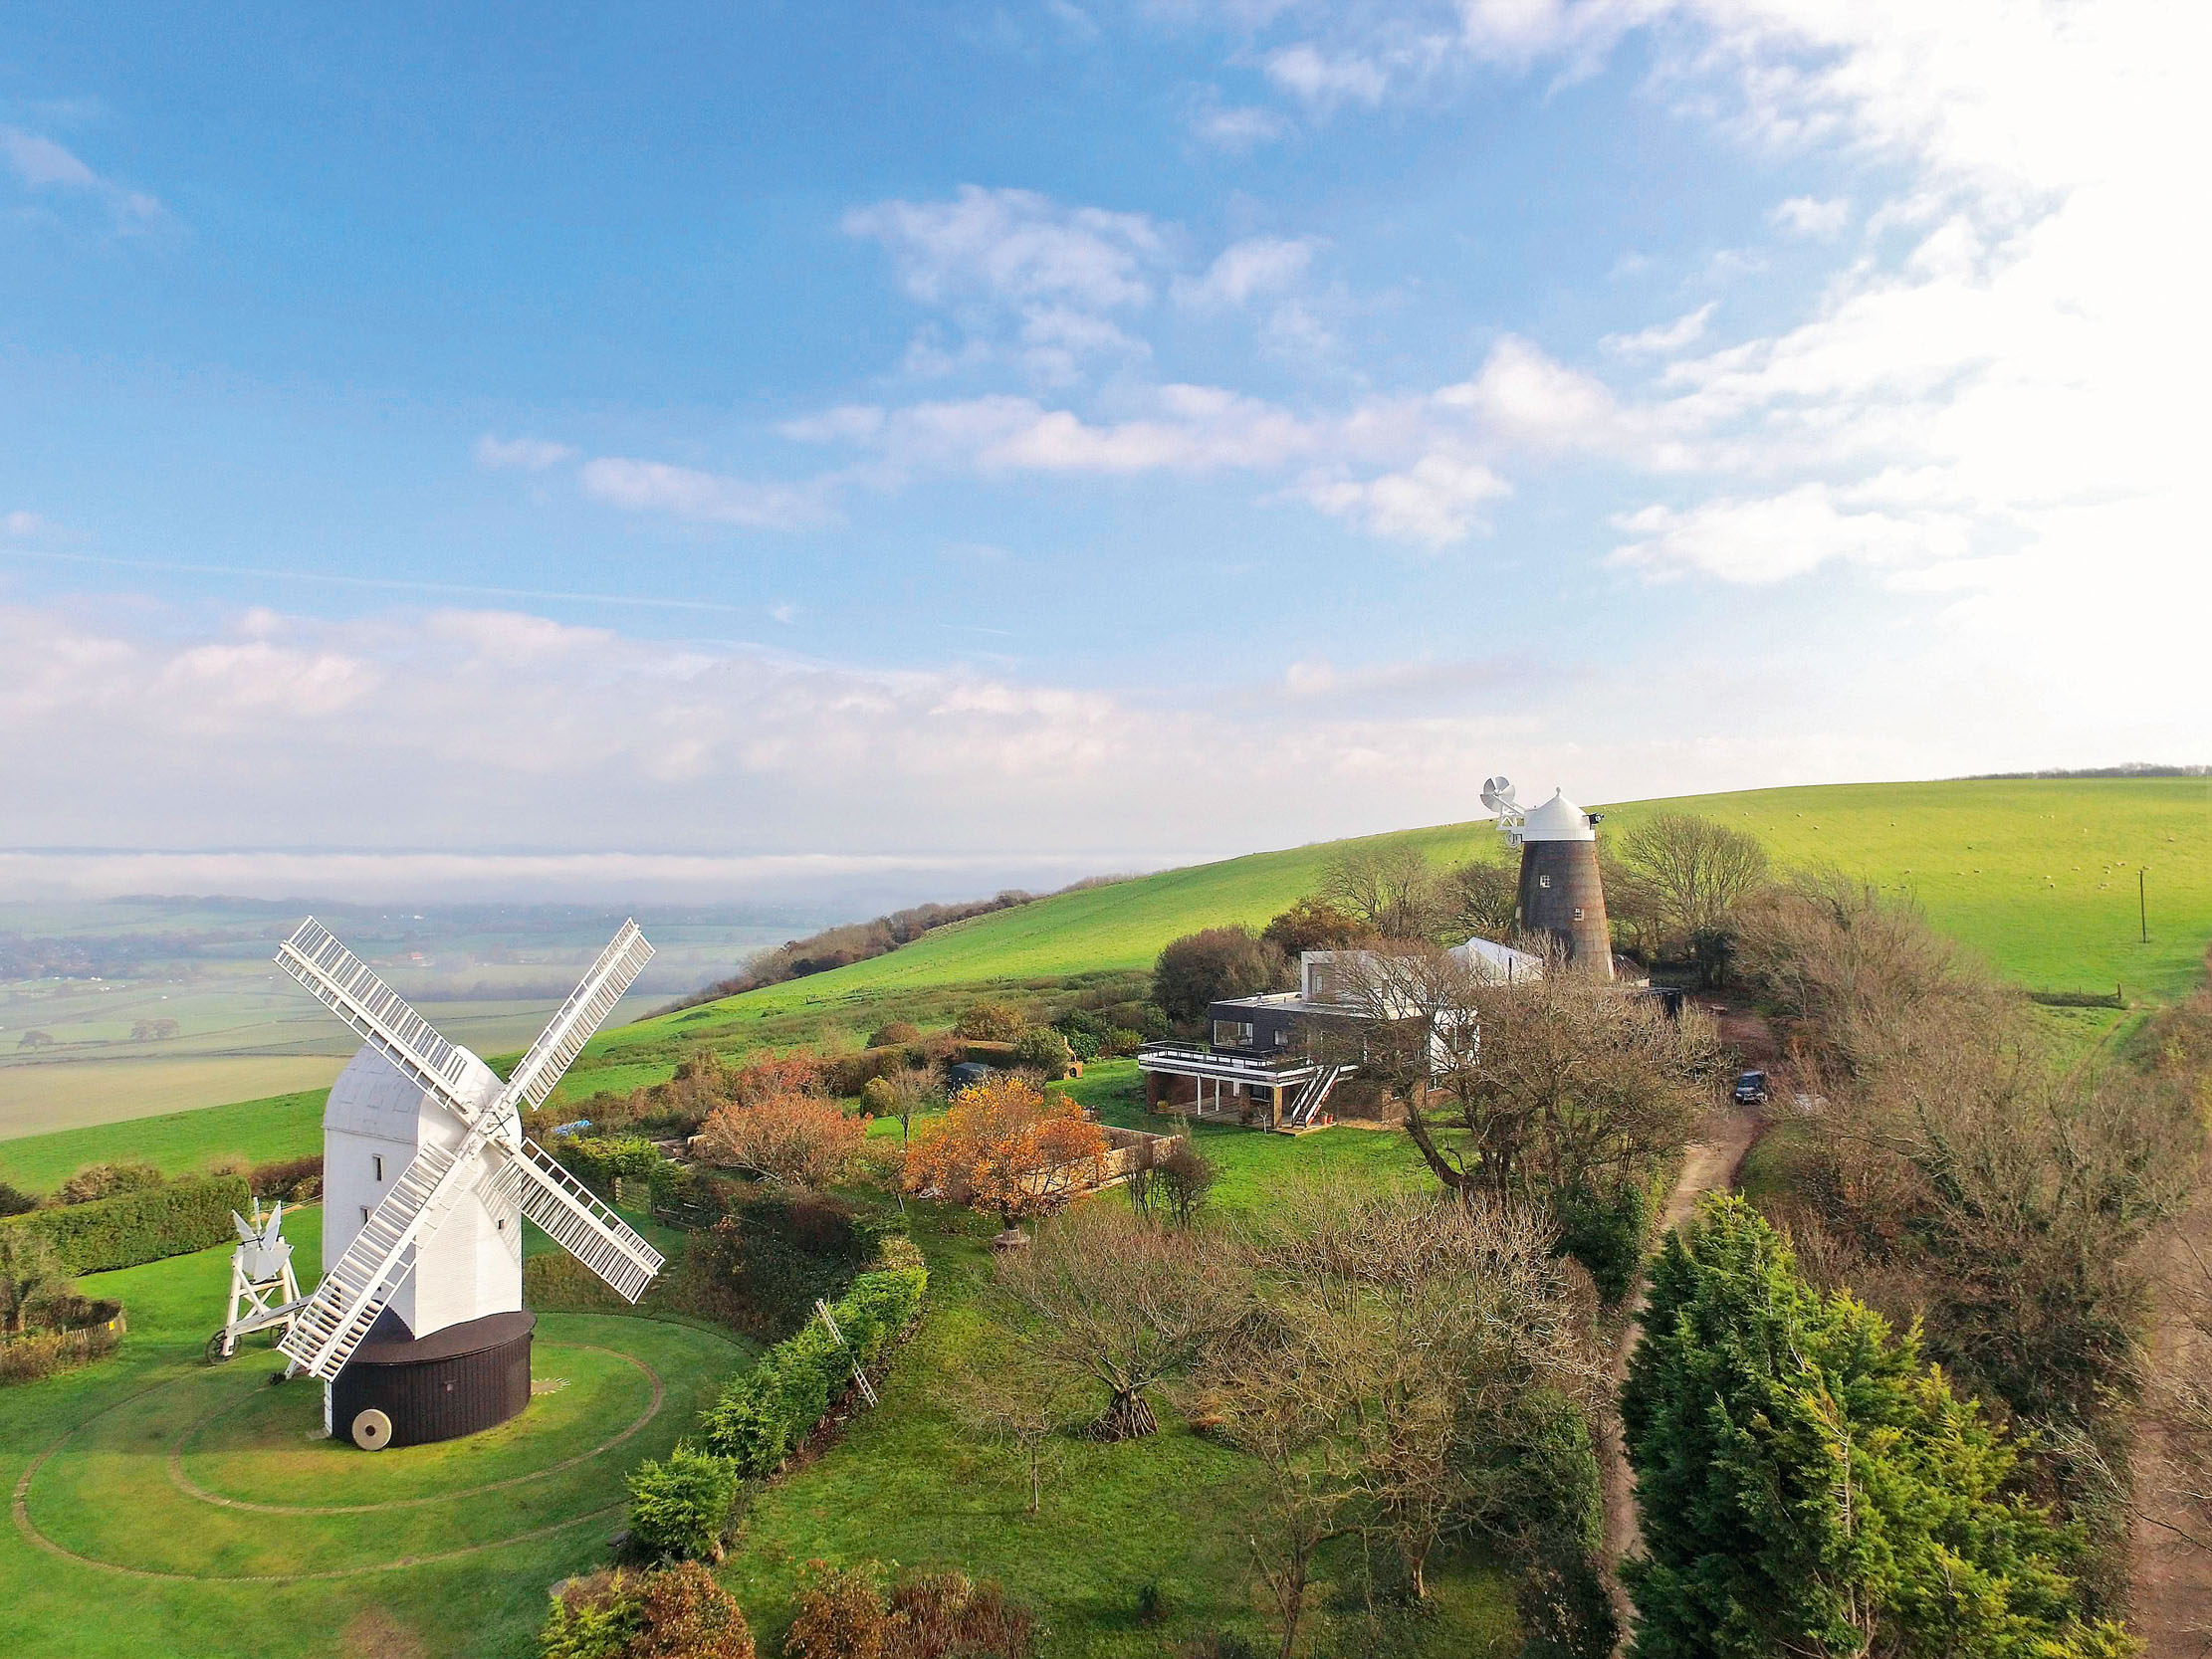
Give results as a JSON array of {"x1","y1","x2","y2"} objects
[{"x1": 1135, "y1": 1043, "x2": 1321, "y2": 1086}]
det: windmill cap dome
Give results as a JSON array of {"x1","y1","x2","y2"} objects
[{"x1": 1518, "y1": 788, "x2": 1597, "y2": 842}]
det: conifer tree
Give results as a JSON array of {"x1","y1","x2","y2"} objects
[{"x1": 1621, "y1": 1194, "x2": 2135, "y2": 1659}]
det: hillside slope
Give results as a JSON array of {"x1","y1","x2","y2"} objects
[{"x1": 573, "y1": 776, "x2": 2210, "y2": 1090}]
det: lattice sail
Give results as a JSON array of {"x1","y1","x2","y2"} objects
[
  {"x1": 278, "y1": 1137, "x2": 480, "y2": 1379},
  {"x1": 497, "y1": 920, "x2": 654, "y2": 1117},
  {"x1": 498, "y1": 1138, "x2": 664, "y2": 1302},
  {"x1": 275, "y1": 918, "x2": 486, "y2": 1122}
]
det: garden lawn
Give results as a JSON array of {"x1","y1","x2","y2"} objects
[
  {"x1": 1, "y1": 1204, "x2": 752, "y2": 1659},
  {"x1": 720, "y1": 1135, "x2": 1516, "y2": 1659}
]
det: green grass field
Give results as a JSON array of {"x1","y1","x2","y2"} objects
[
  {"x1": 5, "y1": 1070, "x2": 1509, "y2": 1659},
  {"x1": 0, "y1": 1088, "x2": 329, "y2": 1194},
  {"x1": 566, "y1": 777, "x2": 2211, "y2": 1096},
  {"x1": 1, "y1": 1204, "x2": 752, "y2": 1659}
]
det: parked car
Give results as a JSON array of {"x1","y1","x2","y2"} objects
[{"x1": 1732, "y1": 1069, "x2": 1769, "y2": 1106}]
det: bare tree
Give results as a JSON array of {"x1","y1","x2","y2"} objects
[
  {"x1": 1740, "y1": 875, "x2": 2201, "y2": 1425},
  {"x1": 954, "y1": 1351, "x2": 1088, "y2": 1516},
  {"x1": 1188, "y1": 1182, "x2": 1601, "y2": 1645},
  {"x1": 1326, "y1": 943, "x2": 1716, "y2": 1205},
  {"x1": 1321, "y1": 844, "x2": 1446, "y2": 943},
  {"x1": 1617, "y1": 812, "x2": 1770, "y2": 941},
  {"x1": 1440, "y1": 850, "x2": 1519, "y2": 941},
  {"x1": 995, "y1": 1201, "x2": 1248, "y2": 1440}
]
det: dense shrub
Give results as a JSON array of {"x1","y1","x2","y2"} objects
[
  {"x1": 694, "y1": 1095, "x2": 869, "y2": 1189},
  {"x1": 0, "y1": 1181, "x2": 37, "y2": 1217},
  {"x1": 558, "y1": 1135, "x2": 665, "y2": 1188},
  {"x1": 0, "y1": 1226, "x2": 69, "y2": 1333},
  {"x1": 1551, "y1": 1176, "x2": 1653, "y2": 1306},
  {"x1": 682, "y1": 1191, "x2": 874, "y2": 1339},
  {"x1": 0, "y1": 1319, "x2": 124, "y2": 1383},
  {"x1": 57, "y1": 1161, "x2": 164, "y2": 1205},
  {"x1": 1, "y1": 1174, "x2": 247, "y2": 1273},
  {"x1": 543, "y1": 1562, "x2": 755, "y2": 1659},
  {"x1": 784, "y1": 1559, "x2": 1034, "y2": 1659},
  {"x1": 625, "y1": 1443, "x2": 740, "y2": 1562},
  {"x1": 816, "y1": 1048, "x2": 889, "y2": 1097},
  {"x1": 245, "y1": 1154, "x2": 322, "y2": 1202},
  {"x1": 870, "y1": 1021, "x2": 922, "y2": 1048},
  {"x1": 953, "y1": 1000, "x2": 1026, "y2": 1042},
  {"x1": 1009, "y1": 1027, "x2": 1073, "y2": 1081},
  {"x1": 1624, "y1": 1195, "x2": 2130, "y2": 1658},
  {"x1": 697, "y1": 1263, "x2": 927, "y2": 1477},
  {"x1": 1489, "y1": 1388, "x2": 1616, "y2": 1659},
  {"x1": 646, "y1": 1160, "x2": 718, "y2": 1219},
  {"x1": 1051, "y1": 1007, "x2": 1109, "y2": 1061},
  {"x1": 783, "y1": 1561, "x2": 892, "y2": 1659},
  {"x1": 1151, "y1": 928, "x2": 1289, "y2": 1025},
  {"x1": 1259, "y1": 896, "x2": 1370, "y2": 957}
]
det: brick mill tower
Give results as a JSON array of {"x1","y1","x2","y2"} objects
[{"x1": 1481, "y1": 777, "x2": 1614, "y2": 978}]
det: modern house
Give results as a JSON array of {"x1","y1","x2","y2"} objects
[{"x1": 1138, "y1": 937, "x2": 1543, "y2": 1132}]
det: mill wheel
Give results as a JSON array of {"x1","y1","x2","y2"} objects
[
  {"x1": 204, "y1": 1331, "x2": 235, "y2": 1365},
  {"x1": 350, "y1": 1407, "x2": 394, "y2": 1451}
]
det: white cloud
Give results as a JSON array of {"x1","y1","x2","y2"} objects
[
  {"x1": 0, "y1": 125, "x2": 162, "y2": 227},
  {"x1": 1301, "y1": 453, "x2": 1512, "y2": 547},
  {"x1": 844, "y1": 185, "x2": 1170, "y2": 381},
  {"x1": 1437, "y1": 336, "x2": 1620, "y2": 451},
  {"x1": 4, "y1": 511, "x2": 46, "y2": 536},
  {"x1": 1190, "y1": 102, "x2": 1292, "y2": 150},
  {"x1": 1609, "y1": 487, "x2": 1969, "y2": 582},
  {"x1": 1171, "y1": 236, "x2": 1318, "y2": 309},
  {"x1": 577, "y1": 458, "x2": 839, "y2": 530},
  {"x1": 1771, "y1": 195, "x2": 1849, "y2": 238},
  {"x1": 474, "y1": 433, "x2": 578, "y2": 471},
  {"x1": 1602, "y1": 303, "x2": 1714, "y2": 356},
  {"x1": 1264, "y1": 45, "x2": 1393, "y2": 107},
  {"x1": 844, "y1": 185, "x2": 1165, "y2": 312}
]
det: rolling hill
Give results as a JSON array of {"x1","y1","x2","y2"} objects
[
  {"x1": 575, "y1": 776, "x2": 2211, "y2": 1080},
  {"x1": 3, "y1": 775, "x2": 2205, "y2": 1192}
]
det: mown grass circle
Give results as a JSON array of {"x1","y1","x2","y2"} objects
[{"x1": 13, "y1": 1315, "x2": 735, "y2": 1583}]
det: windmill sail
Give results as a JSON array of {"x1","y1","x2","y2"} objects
[
  {"x1": 280, "y1": 1136, "x2": 479, "y2": 1378},
  {"x1": 497, "y1": 1139, "x2": 664, "y2": 1302},
  {"x1": 496, "y1": 919, "x2": 654, "y2": 1117},
  {"x1": 274, "y1": 917, "x2": 669, "y2": 1381},
  {"x1": 275, "y1": 919, "x2": 490, "y2": 1123}
]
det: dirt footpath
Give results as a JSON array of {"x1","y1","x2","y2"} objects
[
  {"x1": 2130, "y1": 1190, "x2": 2212, "y2": 1657},
  {"x1": 1599, "y1": 1099, "x2": 1762, "y2": 1568}
]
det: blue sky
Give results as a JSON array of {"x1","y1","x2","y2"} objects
[{"x1": 1, "y1": 2, "x2": 2203, "y2": 902}]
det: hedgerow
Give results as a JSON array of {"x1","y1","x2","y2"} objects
[
  {"x1": 0, "y1": 1174, "x2": 248, "y2": 1274},
  {"x1": 696, "y1": 1257, "x2": 927, "y2": 1478}
]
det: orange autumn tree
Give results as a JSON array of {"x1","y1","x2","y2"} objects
[
  {"x1": 696, "y1": 1092, "x2": 870, "y2": 1188},
  {"x1": 903, "y1": 1075, "x2": 1109, "y2": 1234}
]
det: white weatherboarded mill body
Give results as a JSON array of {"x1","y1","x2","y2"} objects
[{"x1": 323, "y1": 1045, "x2": 523, "y2": 1339}]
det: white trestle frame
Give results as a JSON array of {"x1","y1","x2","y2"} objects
[{"x1": 272, "y1": 917, "x2": 666, "y2": 1381}]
